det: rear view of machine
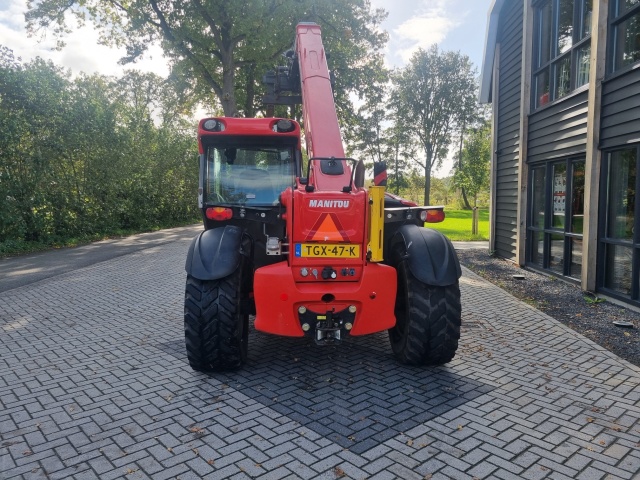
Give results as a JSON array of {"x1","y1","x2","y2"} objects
[{"x1": 185, "y1": 23, "x2": 462, "y2": 372}]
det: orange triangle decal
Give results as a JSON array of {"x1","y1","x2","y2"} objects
[{"x1": 307, "y1": 213, "x2": 349, "y2": 242}]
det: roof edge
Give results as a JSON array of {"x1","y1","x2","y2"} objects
[{"x1": 479, "y1": 0, "x2": 507, "y2": 103}]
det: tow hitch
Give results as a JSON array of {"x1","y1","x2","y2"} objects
[{"x1": 298, "y1": 306, "x2": 356, "y2": 345}]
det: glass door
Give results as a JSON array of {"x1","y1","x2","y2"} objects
[
  {"x1": 599, "y1": 148, "x2": 637, "y2": 299},
  {"x1": 527, "y1": 158, "x2": 585, "y2": 279}
]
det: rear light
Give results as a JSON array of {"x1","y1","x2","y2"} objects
[
  {"x1": 274, "y1": 119, "x2": 295, "y2": 132},
  {"x1": 206, "y1": 207, "x2": 233, "y2": 221},
  {"x1": 422, "y1": 209, "x2": 445, "y2": 223},
  {"x1": 202, "y1": 119, "x2": 225, "y2": 131}
]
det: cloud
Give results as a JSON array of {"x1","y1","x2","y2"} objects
[
  {"x1": 0, "y1": 0, "x2": 24, "y2": 31},
  {"x1": 393, "y1": 0, "x2": 460, "y2": 63},
  {"x1": 0, "y1": 0, "x2": 168, "y2": 78}
]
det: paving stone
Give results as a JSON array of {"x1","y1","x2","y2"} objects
[
  {"x1": 366, "y1": 470, "x2": 398, "y2": 480},
  {"x1": 575, "y1": 466, "x2": 607, "y2": 480},
  {"x1": 467, "y1": 460, "x2": 499, "y2": 479},
  {"x1": 1, "y1": 232, "x2": 639, "y2": 479}
]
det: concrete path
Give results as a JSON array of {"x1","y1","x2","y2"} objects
[
  {"x1": 0, "y1": 231, "x2": 638, "y2": 479},
  {"x1": 0, "y1": 225, "x2": 203, "y2": 293},
  {"x1": 451, "y1": 241, "x2": 489, "y2": 250}
]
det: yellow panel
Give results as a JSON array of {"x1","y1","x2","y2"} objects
[{"x1": 368, "y1": 186, "x2": 385, "y2": 262}]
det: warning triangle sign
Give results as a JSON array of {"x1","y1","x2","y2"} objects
[{"x1": 306, "y1": 213, "x2": 349, "y2": 242}]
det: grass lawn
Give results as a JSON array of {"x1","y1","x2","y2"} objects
[{"x1": 426, "y1": 208, "x2": 489, "y2": 241}]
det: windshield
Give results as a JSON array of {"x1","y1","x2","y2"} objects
[{"x1": 205, "y1": 145, "x2": 295, "y2": 206}]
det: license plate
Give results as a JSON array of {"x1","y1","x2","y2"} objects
[{"x1": 295, "y1": 244, "x2": 360, "y2": 258}]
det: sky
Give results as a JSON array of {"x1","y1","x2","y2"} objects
[{"x1": 0, "y1": 0, "x2": 494, "y2": 176}]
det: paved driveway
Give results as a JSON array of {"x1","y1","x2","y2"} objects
[{"x1": 1, "y1": 228, "x2": 639, "y2": 479}]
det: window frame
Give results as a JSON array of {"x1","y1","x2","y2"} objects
[
  {"x1": 598, "y1": 146, "x2": 640, "y2": 302},
  {"x1": 526, "y1": 157, "x2": 585, "y2": 280},
  {"x1": 609, "y1": 0, "x2": 640, "y2": 73},
  {"x1": 532, "y1": 0, "x2": 593, "y2": 110}
]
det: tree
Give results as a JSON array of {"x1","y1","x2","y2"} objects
[
  {"x1": 430, "y1": 176, "x2": 453, "y2": 206},
  {"x1": 0, "y1": 49, "x2": 75, "y2": 241},
  {"x1": 344, "y1": 62, "x2": 417, "y2": 195},
  {"x1": 452, "y1": 121, "x2": 491, "y2": 207},
  {"x1": 0, "y1": 47, "x2": 198, "y2": 248},
  {"x1": 385, "y1": 89, "x2": 419, "y2": 195},
  {"x1": 455, "y1": 101, "x2": 491, "y2": 209},
  {"x1": 344, "y1": 56, "x2": 389, "y2": 165},
  {"x1": 26, "y1": 0, "x2": 388, "y2": 119},
  {"x1": 393, "y1": 45, "x2": 477, "y2": 205}
]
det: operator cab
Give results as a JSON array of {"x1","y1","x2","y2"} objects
[
  {"x1": 205, "y1": 142, "x2": 297, "y2": 207},
  {"x1": 198, "y1": 123, "x2": 302, "y2": 270}
]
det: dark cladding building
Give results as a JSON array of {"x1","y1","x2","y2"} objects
[{"x1": 481, "y1": 0, "x2": 640, "y2": 307}]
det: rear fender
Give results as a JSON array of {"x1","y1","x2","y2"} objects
[
  {"x1": 389, "y1": 224, "x2": 461, "y2": 286},
  {"x1": 185, "y1": 225, "x2": 244, "y2": 281}
]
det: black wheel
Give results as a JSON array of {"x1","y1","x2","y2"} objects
[
  {"x1": 389, "y1": 251, "x2": 461, "y2": 365},
  {"x1": 184, "y1": 267, "x2": 249, "y2": 372}
]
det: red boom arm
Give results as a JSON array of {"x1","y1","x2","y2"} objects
[{"x1": 295, "y1": 23, "x2": 350, "y2": 191}]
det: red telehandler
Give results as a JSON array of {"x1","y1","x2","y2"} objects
[{"x1": 185, "y1": 23, "x2": 462, "y2": 372}]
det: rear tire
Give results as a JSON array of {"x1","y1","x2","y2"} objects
[
  {"x1": 184, "y1": 268, "x2": 249, "y2": 372},
  {"x1": 389, "y1": 253, "x2": 461, "y2": 365}
]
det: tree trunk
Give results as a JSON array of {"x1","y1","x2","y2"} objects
[
  {"x1": 243, "y1": 64, "x2": 256, "y2": 117},
  {"x1": 395, "y1": 142, "x2": 400, "y2": 194},
  {"x1": 424, "y1": 164, "x2": 431, "y2": 206},
  {"x1": 424, "y1": 147, "x2": 433, "y2": 206},
  {"x1": 221, "y1": 64, "x2": 238, "y2": 117},
  {"x1": 461, "y1": 186, "x2": 471, "y2": 209}
]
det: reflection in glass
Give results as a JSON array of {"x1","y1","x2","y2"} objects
[
  {"x1": 604, "y1": 244, "x2": 633, "y2": 295},
  {"x1": 554, "y1": 56, "x2": 572, "y2": 99},
  {"x1": 549, "y1": 233, "x2": 565, "y2": 274},
  {"x1": 530, "y1": 231, "x2": 545, "y2": 268},
  {"x1": 536, "y1": 2, "x2": 552, "y2": 67},
  {"x1": 576, "y1": 45, "x2": 591, "y2": 87},
  {"x1": 614, "y1": 11, "x2": 640, "y2": 70},
  {"x1": 557, "y1": 0, "x2": 574, "y2": 55},
  {"x1": 535, "y1": 71, "x2": 551, "y2": 107},
  {"x1": 606, "y1": 150, "x2": 636, "y2": 240},
  {"x1": 531, "y1": 166, "x2": 546, "y2": 228},
  {"x1": 572, "y1": 161, "x2": 585, "y2": 233},
  {"x1": 552, "y1": 162, "x2": 567, "y2": 229},
  {"x1": 570, "y1": 238, "x2": 583, "y2": 278},
  {"x1": 205, "y1": 145, "x2": 295, "y2": 206},
  {"x1": 580, "y1": 0, "x2": 593, "y2": 39},
  {"x1": 617, "y1": 0, "x2": 640, "y2": 17}
]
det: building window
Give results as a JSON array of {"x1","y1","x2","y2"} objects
[
  {"x1": 599, "y1": 148, "x2": 638, "y2": 300},
  {"x1": 527, "y1": 158, "x2": 585, "y2": 279},
  {"x1": 611, "y1": 0, "x2": 640, "y2": 71},
  {"x1": 533, "y1": 0, "x2": 593, "y2": 109}
]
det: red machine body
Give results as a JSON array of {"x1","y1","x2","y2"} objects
[
  {"x1": 256, "y1": 24, "x2": 396, "y2": 338},
  {"x1": 196, "y1": 23, "x2": 399, "y2": 340},
  {"x1": 187, "y1": 22, "x2": 459, "y2": 372}
]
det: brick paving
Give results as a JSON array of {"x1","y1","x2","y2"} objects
[{"x1": 1, "y1": 232, "x2": 639, "y2": 479}]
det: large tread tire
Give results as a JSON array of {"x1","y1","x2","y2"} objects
[
  {"x1": 389, "y1": 253, "x2": 461, "y2": 366},
  {"x1": 184, "y1": 268, "x2": 249, "y2": 372}
]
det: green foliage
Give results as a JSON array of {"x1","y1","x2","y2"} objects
[
  {"x1": 429, "y1": 177, "x2": 454, "y2": 206},
  {"x1": 0, "y1": 47, "x2": 199, "y2": 253},
  {"x1": 584, "y1": 293, "x2": 606, "y2": 304},
  {"x1": 452, "y1": 121, "x2": 491, "y2": 207},
  {"x1": 426, "y1": 209, "x2": 490, "y2": 241},
  {"x1": 392, "y1": 45, "x2": 479, "y2": 205},
  {"x1": 26, "y1": 0, "x2": 388, "y2": 120}
]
